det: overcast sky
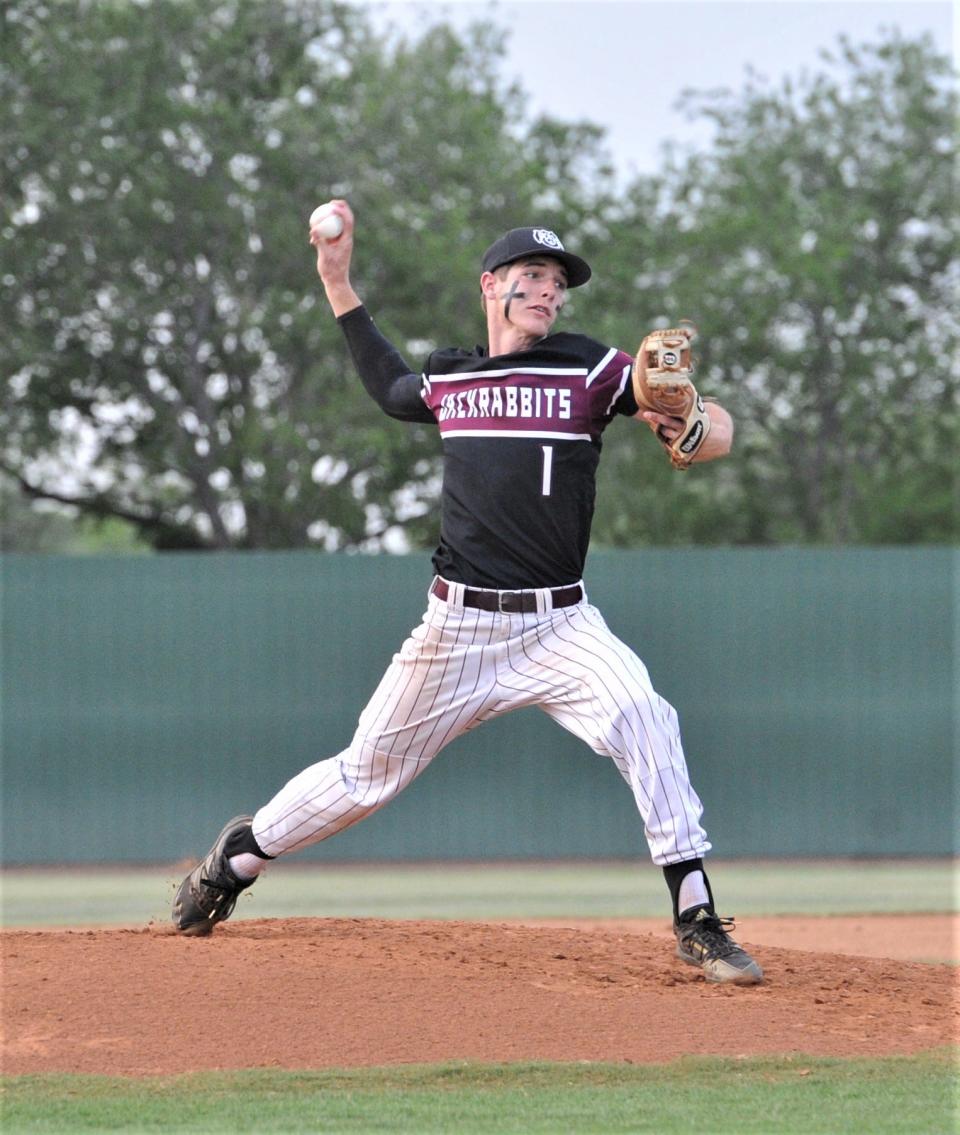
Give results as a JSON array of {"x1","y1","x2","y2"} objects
[{"x1": 363, "y1": 0, "x2": 954, "y2": 180}]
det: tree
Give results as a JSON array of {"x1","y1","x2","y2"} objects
[
  {"x1": 0, "y1": 472, "x2": 151, "y2": 553},
  {"x1": 5, "y1": 8, "x2": 954, "y2": 552},
  {"x1": 584, "y1": 30, "x2": 959, "y2": 545},
  {"x1": 2, "y1": 0, "x2": 617, "y2": 549}
]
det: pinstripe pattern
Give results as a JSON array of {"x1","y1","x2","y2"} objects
[{"x1": 253, "y1": 584, "x2": 710, "y2": 865}]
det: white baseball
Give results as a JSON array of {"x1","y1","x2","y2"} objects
[{"x1": 309, "y1": 207, "x2": 344, "y2": 240}]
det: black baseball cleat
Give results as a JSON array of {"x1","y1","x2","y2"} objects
[
  {"x1": 674, "y1": 905, "x2": 764, "y2": 985},
  {"x1": 172, "y1": 815, "x2": 256, "y2": 936}
]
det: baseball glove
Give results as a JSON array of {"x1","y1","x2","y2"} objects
[{"x1": 632, "y1": 322, "x2": 711, "y2": 469}]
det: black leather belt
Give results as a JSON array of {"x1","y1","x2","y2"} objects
[{"x1": 430, "y1": 577, "x2": 583, "y2": 614}]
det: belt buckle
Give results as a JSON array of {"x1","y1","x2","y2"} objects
[{"x1": 497, "y1": 589, "x2": 522, "y2": 613}]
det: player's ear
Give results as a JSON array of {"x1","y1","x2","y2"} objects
[{"x1": 480, "y1": 271, "x2": 499, "y2": 302}]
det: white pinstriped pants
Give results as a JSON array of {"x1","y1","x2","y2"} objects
[{"x1": 252, "y1": 580, "x2": 711, "y2": 865}]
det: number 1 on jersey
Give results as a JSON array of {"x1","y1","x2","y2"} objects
[{"x1": 541, "y1": 445, "x2": 554, "y2": 496}]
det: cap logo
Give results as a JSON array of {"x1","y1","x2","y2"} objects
[{"x1": 532, "y1": 228, "x2": 564, "y2": 251}]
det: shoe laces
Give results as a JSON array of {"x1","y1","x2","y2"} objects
[
  {"x1": 196, "y1": 858, "x2": 243, "y2": 912},
  {"x1": 679, "y1": 910, "x2": 744, "y2": 959},
  {"x1": 199, "y1": 872, "x2": 234, "y2": 896}
]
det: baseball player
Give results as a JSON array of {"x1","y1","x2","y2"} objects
[{"x1": 172, "y1": 202, "x2": 762, "y2": 985}]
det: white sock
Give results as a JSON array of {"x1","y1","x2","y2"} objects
[
  {"x1": 228, "y1": 852, "x2": 268, "y2": 881},
  {"x1": 678, "y1": 870, "x2": 710, "y2": 916}
]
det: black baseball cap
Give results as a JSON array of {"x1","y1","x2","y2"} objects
[{"x1": 481, "y1": 227, "x2": 592, "y2": 288}]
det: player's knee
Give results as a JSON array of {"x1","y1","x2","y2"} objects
[{"x1": 339, "y1": 744, "x2": 421, "y2": 806}]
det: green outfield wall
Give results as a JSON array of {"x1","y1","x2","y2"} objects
[{"x1": 1, "y1": 549, "x2": 955, "y2": 864}]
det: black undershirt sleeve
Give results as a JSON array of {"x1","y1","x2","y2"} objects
[{"x1": 337, "y1": 305, "x2": 434, "y2": 423}]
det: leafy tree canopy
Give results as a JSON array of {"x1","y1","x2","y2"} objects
[
  {"x1": 2, "y1": 0, "x2": 617, "y2": 549},
  {"x1": 583, "y1": 32, "x2": 959, "y2": 545},
  {"x1": 2, "y1": 4, "x2": 956, "y2": 550}
]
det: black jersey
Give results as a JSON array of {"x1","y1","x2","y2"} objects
[
  {"x1": 421, "y1": 334, "x2": 637, "y2": 588},
  {"x1": 336, "y1": 308, "x2": 638, "y2": 590}
]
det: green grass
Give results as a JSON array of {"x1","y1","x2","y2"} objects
[
  {"x1": 3, "y1": 1053, "x2": 956, "y2": 1134},
  {"x1": 2, "y1": 859, "x2": 955, "y2": 928}
]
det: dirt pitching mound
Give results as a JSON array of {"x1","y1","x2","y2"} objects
[{"x1": 3, "y1": 917, "x2": 956, "y2": 1076}]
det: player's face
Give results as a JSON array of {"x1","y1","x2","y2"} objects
[{"x1": 499, "y1": 257, "x2": 568, "y2": 335}]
